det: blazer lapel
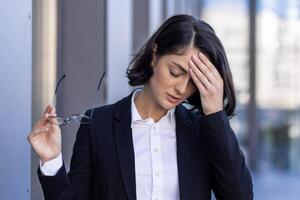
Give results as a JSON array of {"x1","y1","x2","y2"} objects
[
  {"x1": 113, "y1": 93, "x2": 137, "y2": 200},
  {"x1": 176, "y1": 105, "x2": 196, "y2": 200}
]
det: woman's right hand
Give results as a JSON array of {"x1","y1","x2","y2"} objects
[{"x1": 27, "y1": 105, "x2": 62, "y2": 164}]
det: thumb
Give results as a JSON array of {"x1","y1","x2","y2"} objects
[
  {"x1": 43, "y1": 105, "x2": 52, "y2": 114},
  {"x1": 49, "y1": 106, "x2": 56, "y2": 115}
]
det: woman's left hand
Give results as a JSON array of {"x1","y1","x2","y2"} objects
[{"x1": 188, "y1": 52, "x2": 224, "y2": 116}]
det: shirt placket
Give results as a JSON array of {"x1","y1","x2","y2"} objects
[{"x1": 150, "y1": 124, "x2": 164, "y2": 200}]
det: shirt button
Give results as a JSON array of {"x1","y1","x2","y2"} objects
[
  {"x1": 155, "y1": 172, "x2": 159, "y2": 176},
  {"x1": 153, "y1": 148, "x2": 158, "y2": 153}
]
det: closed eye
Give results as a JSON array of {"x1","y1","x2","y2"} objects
[{"x1": 170, "y1": 70, "x2": 181, "y2": 77}]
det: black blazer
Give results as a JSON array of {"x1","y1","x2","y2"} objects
[{"x1": 38, "y1": 92, "x2": 253, "y2": 200}]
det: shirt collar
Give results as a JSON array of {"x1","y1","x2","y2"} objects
[{"x1": 131, "y1": 89, "x2": 175, "y2": 128}]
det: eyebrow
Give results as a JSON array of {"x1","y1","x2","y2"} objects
[{"x1": 171, "y1": 61, "x2": 188, "y2": 74}]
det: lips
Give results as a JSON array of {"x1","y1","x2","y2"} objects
[{"x1": 166, "y1": 93, "x2": 180, "y2": 103}]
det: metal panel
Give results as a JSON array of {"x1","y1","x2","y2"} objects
[
  {"x1": 106, "y1": 0, "x2": 132, "y2": 103},
  {"x1": 56, "y1": 0, "x2": 107, "y2": 171},
  {"x1": 0, "y1": 0, "x2": 32, "y2": 199}
]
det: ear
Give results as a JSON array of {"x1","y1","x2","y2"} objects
[
  {"x1": 153, "y1": 43, "x2": 157, "y2": 52},
  {"x1": 151, "y1": 43, "x2": 158, "y2": 67}
]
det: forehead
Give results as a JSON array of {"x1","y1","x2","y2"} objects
[{"x1": 163, "y1": 48, "x2": 200, "y2": 67}]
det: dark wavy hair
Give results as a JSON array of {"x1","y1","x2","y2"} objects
[{"x1": 126, "y1": 14, "x2": 236, "y2": 118}]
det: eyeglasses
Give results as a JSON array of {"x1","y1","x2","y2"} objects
[{"x1": 48, "y1": 72, "x2": 105, "y2": 125}]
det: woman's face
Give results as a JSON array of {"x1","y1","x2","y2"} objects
[{"x1": 148, "y1": 47, "x2": 198, "y2": 110}]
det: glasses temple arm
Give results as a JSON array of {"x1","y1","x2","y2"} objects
[
  {"x1": 90, "y1": 72, "x2": 106, "y2": 118},
  {"x1": 52, "y1": 74, "x2": 66, "y2": 106}
]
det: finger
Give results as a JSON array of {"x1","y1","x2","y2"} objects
[
  {"x1": 47, "y1": 115, "x2": 59, "y2": 126},
  {"x1": 48, "y1": 118, "x2": 61, "y2": 134},
  {"x1": 191, "y1": 55, "x2": 217, "y2": 84},
  {"x1": 44, "y1": 105, "x2": 57, "y2": 122},
  {"x1": 198, "y1": 52, "x2": 222, "y2": 80},
  {"x1": 34, "y1": 113, "x2": 50, "y2": 128},
  {"x1": 189, "y1": 65, "x2": 207, "y2": 94},
  {"x1": 43, "y1": 105, "x2": 52, "y2": 114},
  {"x1": 189, "y1": 60, "x2": 212, "y2": 90},
  {"x1": 35, "y1": 125, "x2": 51, "y2": 133},
  {"x1": 34, "y1": 111, "x2": 56, "y2": 128},
  {"x1": 28, "y1": 124, "x2": 51, "y2": 141},
  {"x1": 37, "y1": 105, "x2": 55, "y2": 125},
  {"x1": 49, "y1": 106, "x2": 56, "y2": 115},
  {"x1": 44, "y1": 104, "x2": 57, "y2": 116},
  {"x1": 48, "y1": 105, "x2": 56, "y2": 115}
]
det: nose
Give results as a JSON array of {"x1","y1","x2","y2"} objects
[{"x1": 175, "y1": 77, "x2": 190, "y2": 95}]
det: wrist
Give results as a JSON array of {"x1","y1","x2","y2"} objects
[
  {"x1": 40, "y1": 153, "x2": 61, "y2": 166},
  {"x1": 39, "y1": 152, "x2": 63, "y2": 176}
]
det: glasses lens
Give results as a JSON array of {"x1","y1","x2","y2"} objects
[
  {"x1": 69, "y1": 114, "x2": 81, "y2": 123},
  {"x1": 67, "y1": 114, "x2": 91, "y2": 124},
  {"x1": 56, "y1": 117, "x2": 68, "y2": 125},
  {"x1": 70, "y1": 114, "x2": 78, "y2": 119},
  {"x1": 49, "y1": 114, "x2": 93, "y2": 125}
]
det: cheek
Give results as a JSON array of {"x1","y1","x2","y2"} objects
[{"x1": 150, "y1": 68, "x2": 173, "y2": 90}]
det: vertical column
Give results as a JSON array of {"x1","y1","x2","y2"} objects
[
  {"x1": 248, "y1": 0, "x2": 258, "y2": 170},
  {"x1": 165, "y1": 0, "x2": 176, "y2": 18},
  {"x1": 106, "y1": 0, "x2": 132, "y2": 103},
  {"x1": 31, "y1": 0, "x2": 58, "y2": 199},
  {"x1": 133, "y1": 0, "x2": 149, "y2": 52},
  {"x1": 149, "y1": 0, "x2": 163, "y2": 35}
]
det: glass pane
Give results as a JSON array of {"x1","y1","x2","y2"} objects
[
  {"x1": 256, "y1": 0, "x2": 300, "y2": 199},
  {"x1": 201, "y1": 1, "x2": 250, "y2": 199},
  {"x1": 201, "y1": 0, "x2": 250, "y2": 152}
]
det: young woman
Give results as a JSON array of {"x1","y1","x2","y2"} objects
[{"x1": 28, "y1": 14, "x2": 253, "y2": 200}]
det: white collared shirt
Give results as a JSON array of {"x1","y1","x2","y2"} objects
[
  {"x1": 131, "y1": 89, "x2": 179, "y2": 200},
  {"x1": 40, "y1": 89, "x2": 180, "y2": 200}
]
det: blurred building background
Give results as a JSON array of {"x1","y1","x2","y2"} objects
[
  {"x1": 1, "y1": 0, "x2": 300, "y2": 199},
  {"x1": 201, "y1": 1, "x2": 300, "y2": 199}
]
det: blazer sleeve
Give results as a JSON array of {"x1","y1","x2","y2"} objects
[
  {"x1": 38, "y1": 111, "x2": 93, "y2": 200},
  {"x1": 199, "y1": 110, "x2": 253, "y2": 200}
]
